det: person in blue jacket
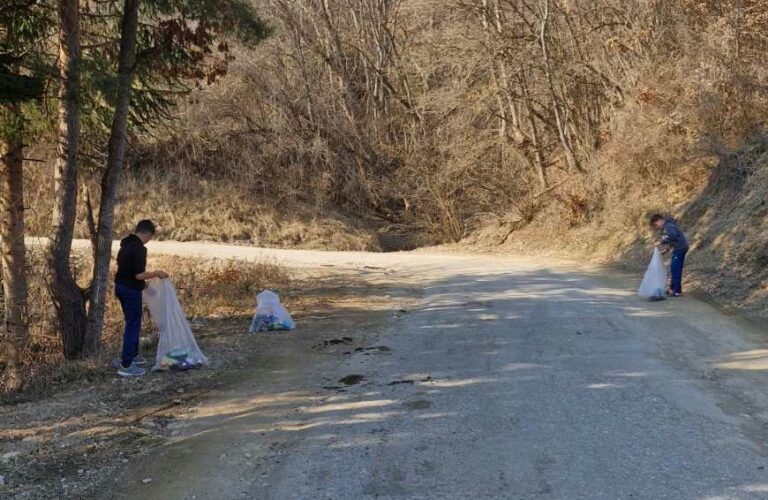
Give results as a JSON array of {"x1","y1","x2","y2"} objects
[{"x1": 650, "y1": 213, "x2": 689, "y2": 297}]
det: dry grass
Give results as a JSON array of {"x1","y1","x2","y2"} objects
[
  {"x1": 22, "y1": 155, "x2": 380, "y2": 252},
  {"x1": 461, "y1": 5, "x2": 768, "y2": 320},
  {"x1": 7, "y1": 251, "x2": 292, "y2": 396},
  {"x1": 117, "y1": 174, "x2": 380, "y2": 251},
  {"x1": 13, "y1": 0, "x2": 768, "y2": 330},
  {"x1": 17, "y1": 1, "x2": 766, "y2": 255},
  {"x1": 0, "y1": 267, "x2": 412, "y2": 500},
  {"x1": 148, "y1": 255, "x2": 292, "y2": 318}
]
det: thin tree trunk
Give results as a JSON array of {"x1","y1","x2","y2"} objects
[
  {"x1": 85, "y1": 0, "x2": 139, "y2": 355},
  {"x1": 0, "y1": 112, "x2": 28, "y2": 391},
  {"x1": 50, "y1": 0, "x2": 87, "y2": 360},
  {"x1": 520, "y1": 71, "x2": 548, "y2": 189},
  {"x1": 539, "y1": 0, "x2": 582, "y2": 174}
]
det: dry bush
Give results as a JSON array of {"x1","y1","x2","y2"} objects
[
  {"x1": 500, "y1": 0, "x2": 768, "y2": 250},
  {"x1": 13, "y1": 0, "x2": 768, "y2": 399},
  {"x1": 148, "y1": 255, "x2": 292, "y2": 318},
  {"x1": 115, "y1": 172, "x2": 380, "y2": 250},
  {"x1": 17, "y1": 0, "x2": 768, "y2": 255},
  {"x1": 5, "y1": 251, "x2": 292, "y2": 393},
  {"x1": 22, "y1": 157, "x2": 379, "y2": 251}
]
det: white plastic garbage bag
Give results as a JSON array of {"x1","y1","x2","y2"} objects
[
  {"x1": 638, "y1": 248, "x2": 667, "y2": 301},
  {"x1": 249, "y1": 289, "x2": 295, "y2": 333},
  {"x1": 143, "y1": 279, "x2": 209, "y2": 371}
]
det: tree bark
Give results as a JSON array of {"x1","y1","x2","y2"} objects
[
  {"x1": 85, "y1": 0, "x2": 140, "y2": 355},
  {"x1": 0, "y1": 110, "x2": 28, "y2": 391},
  {"x1": 50, "y1": 0, "x2": 87, "y2": 360},
  {"x1": 539, "y1": 0, "x2": 582, "y2": 174},
  {"x1": 519, "y1": 71, "x2": 548, "y2": 189}
]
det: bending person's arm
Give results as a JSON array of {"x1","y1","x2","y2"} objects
[
  {"x1": 660, "y1": 224, "x2": 681, "y2": 246},
  {"x1": 136, "y1": 270, "x2": 168, "y2": 280},
  {"x1": 133, "y1": 247, "x2": 168, "y2": 281}
]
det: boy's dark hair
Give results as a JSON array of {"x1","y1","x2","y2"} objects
[
  {"x1": 135, "y1": 219, "x2": 156, "y2": 235},
  {"x1": 649, "y1": 213, "x2": 664, "y2": 225}
]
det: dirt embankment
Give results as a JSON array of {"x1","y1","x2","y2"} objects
[{"x1": 464, "y1": 141, "x2": 768, "y2": 320}]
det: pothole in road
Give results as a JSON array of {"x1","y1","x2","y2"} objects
[
  {"x1": 352, "y1": 345, "x2": 392, "y2": 355},
  {"x1": 403, "y1": 400, "x2": 432, "y2": 410},
  {"x1": 313, "y1": 337, "x2": 354, "y2": 349},
  {"x1": 338, "y1": 374, "x2": 365, "y2": 385},
  {"x1": 387, "y1": 376, "x2": 432, "y2": 386}
]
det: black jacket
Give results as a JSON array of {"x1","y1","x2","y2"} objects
[{"x1": 114, "y1": 234, "x2": 147, "y2": 290}]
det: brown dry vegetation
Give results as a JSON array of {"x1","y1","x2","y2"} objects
[
  {"x1": 23, "y1": 156, "x2": 380, "y2": 251},
  {"x1": 7, "y1": 249, "x2": 291, "y2": 393},
  {"x1": 0, "y1": 246, "x2": 295, "y2": 492},
  {"x1": 19, "y1": 1, "x2": 768, "y2": 307},
  {"x1": 463, "y1": 0, "x2": 768, "y2": 317},
  {"x1": 0, "y1": 265, "x2": 412, "y2": 499}
]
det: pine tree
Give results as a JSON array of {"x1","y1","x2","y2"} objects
[{"x1": 0, "y1": 0, "x2": 49, "y2": 389}]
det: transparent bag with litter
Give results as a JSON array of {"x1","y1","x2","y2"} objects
[
  {"x1": 249, "y1": 289, "x2": 295, "y2": 333},
  {"x1": 638, "y1": 248, "x2": 667, "y2": 301},
  {"x1": 143, "y1": 279, "x2": 209, "y2": 371}
]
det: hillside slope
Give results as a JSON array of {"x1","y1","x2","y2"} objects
[
  {"x1": 468, "y1": 138, "x2": 768, "y2": 318},
  {"x1": 21, "y1": 0, "x2": 768, "y2": 313}
]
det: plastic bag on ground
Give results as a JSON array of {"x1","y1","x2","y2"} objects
[
  {"x1": 638, "y1": 248, "x2": 667, "y2": 301},
  {"x1": 249, "y1": 290, "x2": 295, "y2": 333},
  {"x1": 143, "y1": 279, "x2": 209, "y2": 371}
]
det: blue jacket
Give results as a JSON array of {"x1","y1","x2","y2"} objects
[{"x1": 661, "y1": 219, "x2": 689, "y2": 251}]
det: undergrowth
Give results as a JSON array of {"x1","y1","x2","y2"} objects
[{"x1": 3, "y1": 251, "x2": 292, "y2": 397}]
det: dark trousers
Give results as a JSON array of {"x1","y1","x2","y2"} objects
[
  {"x1": 116, "y1": 283, "x2": 142, "y2": 368},
  {"x1": 670, "y1": 248, "x2": 688, "y2": 294}
]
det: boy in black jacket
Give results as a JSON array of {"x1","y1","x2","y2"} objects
[{"x1": 115, "y1": 220, "x2": 168, "y2": 377}]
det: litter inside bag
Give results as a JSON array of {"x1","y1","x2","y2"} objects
[
  {"x1": 638, "y1": 248, "x2": 667, "y2": 301},
  {"x1": 143, "y1": 279, "x2": 209, "y2": 371},
  {"x1": 249, "y1": 289, "x2": 295, "y2": 333}
]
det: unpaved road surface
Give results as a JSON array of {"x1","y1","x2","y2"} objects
[{"x1": 94, "y1": 243, "x2": 768, "y2": 499}]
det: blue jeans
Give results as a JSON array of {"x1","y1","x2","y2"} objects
[
  {"x1": 115, "y1": 283, "x2": 142, "y2": 368},
  {"x1": 670, "y1": 249, "x2": 688, "y2": 294}
]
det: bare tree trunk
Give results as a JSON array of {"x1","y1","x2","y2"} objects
[
  {"x1": 85, "y1": 0, "x2": 139, "y2": 355},
  {"x1": 539, "y1": 0, "x2": 582, "y2": 173},
  {"x1": 50, "y1": 0, "x2": 87, "y2": 360},
  {"x1": 0, "y1": 111, "x2": 28, "y2": 391},
  {"x1": 520, "y1": 71, "x2": 548, "y2": 189}
]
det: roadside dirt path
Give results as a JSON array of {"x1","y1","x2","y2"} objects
[{"x1": 64, "y1": 242, "x2": 768, "y2": 500}]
